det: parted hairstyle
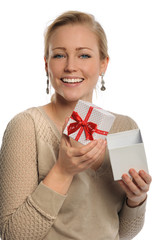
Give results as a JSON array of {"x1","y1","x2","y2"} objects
[{"x1": 44, "y1": 11, "x2": 109, "y2": 60}]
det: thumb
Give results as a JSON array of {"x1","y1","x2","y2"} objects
[{"x1": 61, "y1": 117, "x2": 72, "y2": 147}]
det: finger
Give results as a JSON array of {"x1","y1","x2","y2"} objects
[
  {"x1": 78, "y1": 140, "x2": 106, "y2": 169},
  {"x1": 139, "y1": 170, "x2": 152, "y2": 185},
  {"x1": 80, "y1": 139, "x2": 106, "y2": 161},
  {"x1": 62, "y1": 117, "x2": 70, "y2": 132},
  {"x1": 122, "y1": 174, "x2": 141, "y2": 195},
  {"x1": 84, "y1": 141, "x2": 106, "y2": 164},
  {"x1": 70, "y1": 139, "x2": 99, "y2": 157},
  {"x1": 129, "y1": 169, "x2": 150, "y2": 192},
  {"x1": 88, "y1": 139, "x2": 106, "y2": 162},
  {"x1": 61, "y1": 117, "x2": 72, "y2": 147},
  {"x1": 118, "y1": 180, "x2": 134, "y2": 198},
  {"x1": 68, "y1": 139, "x2": 105, "y2": 170}
]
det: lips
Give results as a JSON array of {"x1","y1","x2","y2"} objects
[{"x1": 60, "y1": 78, "x2": 84, "y2": 84}]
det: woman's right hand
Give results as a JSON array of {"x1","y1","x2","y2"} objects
[
  {"x1": 43, "y1": 118, "x2": 107, "y2": 195},
  {"x1": 56, "y1": 118, "x2": 107, "y2": 177}
]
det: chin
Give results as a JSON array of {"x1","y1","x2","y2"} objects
[
  {"x1": 64, "y1": 96, "x2": 81, "y2": 103},
  {"x1": 57, "y1": 90, "x2": 92, "y2": 103},
  {"x1": 62, "y1": 92, "x2": 82, "y2": 102},
  {"x1": 65, "y1": 94, "x2": 92, "y2": 103}
]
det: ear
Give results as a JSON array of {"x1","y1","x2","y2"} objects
[
  {"x1": 100, "y1": 57, "x2": 109, "y2": 75},
  {"x1": 44, "y1": 56, "x2": 48, "y2": 74}
]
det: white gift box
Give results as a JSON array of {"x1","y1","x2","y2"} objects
[
  {"x1": 107, "y1": 129, "x2": 149, "y2": 181},
  {"x1": 63, "y1": 100, "x2": 115, "y2": 145}
]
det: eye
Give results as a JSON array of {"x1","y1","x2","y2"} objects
[
  {"x1": 53, "y1": 54, "x2": 65, "y2": 59},
  {"x1": 80, "y1": 54, "x2": 91, "y2": 59}
]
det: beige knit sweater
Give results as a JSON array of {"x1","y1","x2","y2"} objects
[{"x1": 0, "y1": 107, "x2": 146, "y2": 240}]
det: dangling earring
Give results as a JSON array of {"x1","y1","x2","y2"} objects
[
  {"x1": 100, "y1": 73, "x2": 106, "y2": 91},
  {"x1": 46, "y1": 73, "x2": 49, "y2": 94}
]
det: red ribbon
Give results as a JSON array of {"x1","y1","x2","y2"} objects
[{"x1": 67, "y1": 107, "x2": 109, "y2": 141}]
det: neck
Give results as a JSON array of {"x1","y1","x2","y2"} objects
[
  {"x1": 52, "y1": 94, "x2": 79, "y2": 121},
  {"x1": 51, "y1": 93, "x2": 93, "y2": 129}
]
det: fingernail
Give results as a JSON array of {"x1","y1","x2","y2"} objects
[
  {"x1": 140, "y1": 170, "x2": 145, "y2": 175},
  {"x1": 129, "y1": 169, "x2": 135, "y2": 174},
  {"x1": 122, "y1": 174, "x2": 128, "y2": 179}
]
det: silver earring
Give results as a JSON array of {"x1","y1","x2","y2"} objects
[
  {"x1": 100, "y1": 73, "x2": 106, "y2": 91},
  {"x1": 46, "y1": 73, "x2": 49, "y2": 94}
]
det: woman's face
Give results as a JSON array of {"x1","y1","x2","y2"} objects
[{"x1": 45, "y1": 24, "x2": 108, "y2": 103}]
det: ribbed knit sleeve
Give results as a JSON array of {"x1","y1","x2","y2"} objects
[
  {"x1": 119, "y1": 199, "x2": 146, "y2": 240},
  {"x1": 0, "y1": 112, "x2": 66, "y2": 240}
]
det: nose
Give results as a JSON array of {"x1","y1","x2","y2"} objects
[{"x1": 64, "y1": 56, "x2": 77, "y2": 72}]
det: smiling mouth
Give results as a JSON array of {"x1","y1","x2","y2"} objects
[{"x1": 60, "y1": 78, "x2": 84, "y2": 83}]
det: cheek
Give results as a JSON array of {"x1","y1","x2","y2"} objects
[
  {"x1": 48, "y1": 64, "x2": 59, "y2": 88},
  {"x1": 84, "y1": 60, "x2": 99, "y2": 72},
  {"x1": 48, "y1": 60, "x2": 63, "y2": 75},
  {"x1": 84, "y1": 62, "x2": 100, "y2": 81}
]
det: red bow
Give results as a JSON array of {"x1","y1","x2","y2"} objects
[{"x1": 67, "y1": 107, "x2": 108, "y2": 141}]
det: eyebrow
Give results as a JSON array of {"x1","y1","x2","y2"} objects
[
  {"x1": 52, "y1": 47, "x2": 66, "y2": 51},
  {"x1": 52, "y1": 47, "x2": 93, "y2": 51},
  {"x1": 76, "y1": 47, "x2": 93, "y2": 51}
]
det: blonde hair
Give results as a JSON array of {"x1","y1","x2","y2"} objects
[{"x1": 44, "y1": 11, "x2": 109, "y2": 60}]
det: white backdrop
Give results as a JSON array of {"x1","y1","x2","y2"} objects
[{"x1": 0, "y1": 0, "x2": 159, "y2": 239}]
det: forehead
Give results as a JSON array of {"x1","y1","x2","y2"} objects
[{"x1": 49, "y1": 24, "x2": 99, "y2": 50}]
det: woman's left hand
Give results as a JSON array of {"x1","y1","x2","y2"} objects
[{"x1": 118, "y1": 169, "x2": 152, "y2": 207}]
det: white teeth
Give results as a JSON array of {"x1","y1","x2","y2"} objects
[{"x1": 61, "y1": 78, "x2": 83, "y2": 83}]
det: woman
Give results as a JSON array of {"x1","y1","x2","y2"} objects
[{"x1": 0, "y1": 11, "x2": 152, "y2": 240}]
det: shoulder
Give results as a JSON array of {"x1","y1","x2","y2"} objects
[
  {"x1": 109, "y1": 112, "x2": 138, "y2": 134},
  {"x1": 2, "y1": 106, "x2": 60, "y2": 151},
  {"x1": 6, "y1": 107, "x2": 40, "y2": 127},
  {"x1": 6, "y1": 106, "x2": 50, "y2": 129},
  {"x1": 3, "y1": 108, "x2": 38, "y2": 139},
  {"x1": 5, "y1": 107, "x2": 51, "y2": 135},
  {"x1": 0, "y1": 109, "x2": 39, "y2": 151}
]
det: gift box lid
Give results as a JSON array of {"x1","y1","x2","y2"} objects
[{"x1": 63, "y1": 100, "x2": 116, "y2": 145}]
